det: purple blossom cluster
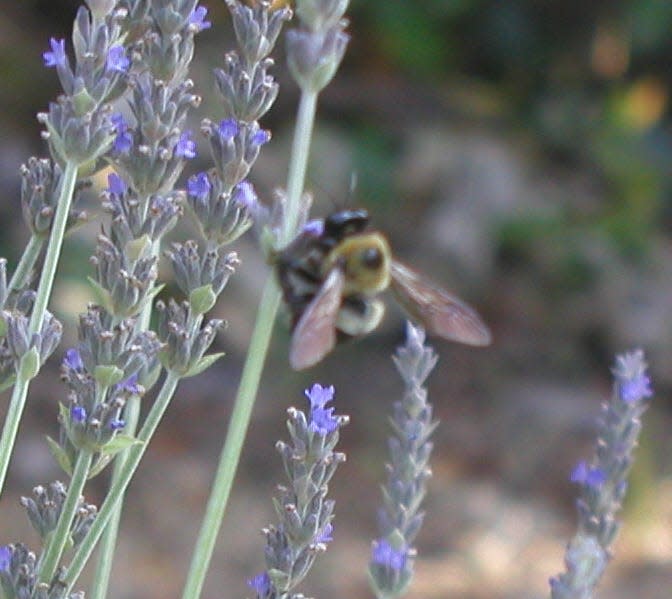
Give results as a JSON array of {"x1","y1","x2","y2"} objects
[
  {"x1": 0, "y1": 2, "x2": 221, "y2": 597},
  {"x1": 248, "y1": 384, "x2": 348, "y2": 599},
  {"x1": 368, "y1": 323, "x2": 438, "y2": 598},
  {"x1": 550, "y1": 350, "x2": 653, "y2": 598}
]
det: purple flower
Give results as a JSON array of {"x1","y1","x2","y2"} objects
[
  {"x1": 316, "y1": 522, "x2": 334, "y2": 544},
  {"x1": 43, "y1": 37, "x2": 66, "y2": 68},
  {"x1": 0, "y1": 545, "x2": 10, "y2": 571},
  {"x1": 106, "y1": 45, "x2": 130, "y2": 73},
  {"x1": 371, "y1": 539, "x2": 408, "y2": 572},
  {"x1": 176, "y1": 131, "x2": 197, "y2": 159},
  {"x1": 64, "y1": 348, "x2": 84, "y2": 372},
  {"x1": 218, "y1": 118, "x2": 239, "y2": 141},
  {"x1": 108, "y1": 419, "x2": 126, "y2": 431},
  {"x1": 232, "y1": 180, "x2": 257, "y2": 210},
  {"x1": 303, "y1": 219, "x2": 324, "y2": 237},
  {"x1": 305, "y1": 384, "x2": 338, "y2": 435},
  {"x1": 111, "y1": 113, "x2": 133, "y2": 154},
  {"x1": 115, "y1": 373, "x2": 141, "y2": 395},
  {"x1": 187, "y1": 172, "x2": 211, "y2": 201},
  {"x1": 247, "y1": 571, "x2": 272, "y2": 596},
  {"x1": 250, "y1": 128, "x2": 271, "y2": 148},
  {"x1": 309, "y1": 406, "x2": 338, "y2": 435},
  {"x1": 107, "y1": 172, "x2": 126, "y2": 196},
  {"x1": 570, "y1": 460, "x2": 606, "y2": 488},
  {"x1": 619, "y1": 375, "x2": 652, "y2": 404},
  {"x1": 71, "y1": 405, "x2": 87, "y2": 424},
  {"x1": 189, "y1": 5, "x2": 212, "y2": 32},
  {"x1": 306, "y1": 383, "x2": 334, "y2": 409},
  {"x1": 613, "y1": 349, "x2": 653, "y2": 404}
]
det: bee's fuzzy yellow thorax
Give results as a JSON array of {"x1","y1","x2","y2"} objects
[{"x1": 325, "y1": 232, "x2": 392, "y2": 295}]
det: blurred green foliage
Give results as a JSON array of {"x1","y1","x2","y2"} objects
[{"x1": 346, "y1": 0, "x2": 672, "y2": 259}]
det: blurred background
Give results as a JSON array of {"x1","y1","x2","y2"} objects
[{"x1": 1, "y1": 0, "x2": 671, "y2": 597}]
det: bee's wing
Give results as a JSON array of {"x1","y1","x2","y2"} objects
[
  {"x1": 289, "y1": 266, "x2": 345, "y2": 370},
  {"x1": 390, "y1": 260, "x2": 492, "y2": 346}
]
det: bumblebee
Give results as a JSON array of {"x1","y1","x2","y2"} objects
[{"x1": 275, "y1": 209, "x2": 491, "y2": 370}]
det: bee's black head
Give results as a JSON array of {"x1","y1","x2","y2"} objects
[{"x1": 324, "y1": 209, "x2": 370, "y2": 240}]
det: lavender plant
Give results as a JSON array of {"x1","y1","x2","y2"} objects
[
  {"x1": 550, "y1": 350, "x2": 653, "y2": 598},
  {"x1": 181, "y1": 2, "x2": 350, "y2": 597},
  {"x1": 0, "y1": 3, "x2": 125, "y2": 494},
  {"x1": 0, "y1": 5, "x2": 135, "y2": 597},
  {"x1": 0, "y1": 0, "x2": 221, "y2": 597},
  {"x1": 0, "y1": 0, "x2": 350, "y2": 596},
  {"x1": 368, "y1": 323, "x2": 438, "y2": 599},
  {"x1": 248, "y1": 383, "x2": 347, "y2": 599}
]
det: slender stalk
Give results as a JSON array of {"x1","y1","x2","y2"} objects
[
  {"x1": 281, "y1": 90, "x2": 318, "y2": 246},
  {"x1": 181, "y1": 278, "x2": 281, "y2": 599},
  {"x1": 29, "y1": 161, "x2": 78, "y2": 335},
  {"x1": 180, "y1": 88, "x2": 319, "y2": 599},
  {"x1": 0, "y1": 382, "x2": 29, "y2": 499},
  {"x1": 0, "y1": 161, "x2": 78, "y2": 497},
  {"x1": 89, "y1": 395, "x2": 141, "y2": 599},
  {"x1": 8, "y1": 235, "x2": 44, "y2": 294},
  {"x1": 38, "y1": 450, "x2": 93, "y2": 585},
  {"x1": 64, "y1": 371, "x2": 181, "y2": 593}
]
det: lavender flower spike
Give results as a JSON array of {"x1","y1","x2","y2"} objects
[
  {"x1": 249, "y1": 384, "x2": 348, "y2": 598},
  {"x1": 287, "y1": 0, "x2": 350, "y2": 92},
  {"x1": 369, "y1": 322, "x2": 438, "y2": 599},
  {"x1": 550, "y1": 349, "x2": 653, "y2": 599}
]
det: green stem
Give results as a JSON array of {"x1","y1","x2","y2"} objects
[
  {"x1": 180, "y1": 89, "x2": 319, "y2": 599},
  {"x1": 29, "y1": 161, "x2": 78, "y2": 335},
  {"x1": 0, "y1": 382, "x2": 29, "y2": 496},
  {"x1": 89, "y1": 395, "x2": 141, "y2": 599},
  {"x1": 64, "y1": 372, "x2": 181, "y2": 593},
  {"x1": 0, "y1": 161, "x2": 78, "y2": 497},
  {"x1": 8, "y1": 235, "x2": 44, "y2": 294},
  {"x1": 282, "y1": 90, "x2": 318, "y2": 246},
  {"x1": 181, "y1": 278, "x2": 281, "y2": 599},
  {"x1": 38, "y1": 450, "x2": 93, "y2": 585}
]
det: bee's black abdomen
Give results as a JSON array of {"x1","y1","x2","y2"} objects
[
  {"x1": 276, "y1": 230, "x2": 330, "y2": 328},
  {"x1": 342, "y1": 295, "x2": 368, "y2": 315}
]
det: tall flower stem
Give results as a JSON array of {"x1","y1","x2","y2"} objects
[
  {"x1": 0, "y1": 160, "x2": 78, "y2": 496},
  {"x1": 89, "y1": 395, "x2": 141, "y2": 599},
  {"x1": 281, "y1": 90, "x2": 317, "y2": 246},
  {"x1": 38, "y1": 449, "x2": 93, "y2": 585},
  {"x1": 0, "y1": 383, "x2": 30, "y2": 498},
  {"x1": 28, "y1": 161, "x2": 78, "y2": 335},
  {"x1": 64, "y1": 371, "x2": 181, "y2": 593},
  {"x1": 181, "y1": 87, "x2": 319, "y2": 599},
  {"x1": 181, "y1": 279, "x2": 280, "y2": 599},
  {"x1": 8, "y1": 235, "x2": 44, "y2": 294}
]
